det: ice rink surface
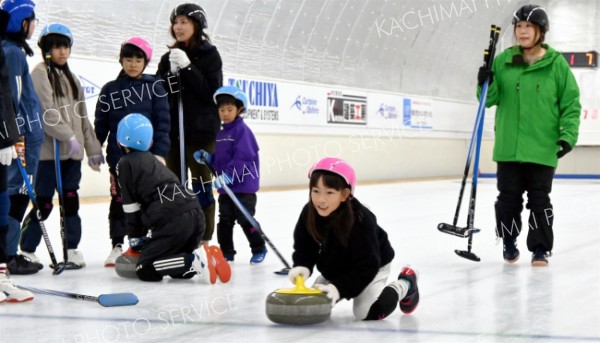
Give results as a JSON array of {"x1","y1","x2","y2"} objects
[{"x1": 0, "y1": 178, "x2": 598, "y2": 343}]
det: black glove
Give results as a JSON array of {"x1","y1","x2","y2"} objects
[
  {"x1": 129, "y1": 236, "x2": 147, "y2": 252},
  {"x1": 556, "y1": 140, "x2": 572, "y2": 159},
  {"x1": 477, "y1": 67, "x2": 493, "y2": 86}
]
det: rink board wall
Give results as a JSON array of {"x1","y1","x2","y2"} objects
[{"x1": 28, "y1": 57, "x2": 600, "y2": 197}]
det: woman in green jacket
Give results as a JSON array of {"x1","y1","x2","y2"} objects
[{"x1": 477, "y1": 4, "x2": 580, "y2": 266}]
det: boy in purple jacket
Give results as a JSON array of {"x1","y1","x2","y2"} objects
[{"x1": 194, "y1": 86, "x2": 267, "y2": 264}]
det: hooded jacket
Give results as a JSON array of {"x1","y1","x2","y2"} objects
[
  {"x1": 31, "y1": 62, "x2": 101, "y2": 161},
  {"x1": 479, "y1": 44, "x2": 581, "y2": 168}
]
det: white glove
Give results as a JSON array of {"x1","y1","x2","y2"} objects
[
  {"x1": 155, "y1": 155, "x2": 166, "y2": 165},
  {"x1": 67, "y1": 136, "x2": 82, "y2": 157},
  {"x1": 287, "y1": 266, "x2": 311, "y2": 284},
  {"x1": 315, "y1": 283, "x2": 340, "y2": 306},
  {"x1": 169, "y1": 48, "x2": 191, "y2": 74},
  {"x1": 87, "y1": 154, "x2": 105, "y2": 172},
  {"x1": 0, "y1": 145, "x2": 17, "y2": 166}
]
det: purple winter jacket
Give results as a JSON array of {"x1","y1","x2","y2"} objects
[{"x1": 213, "y1": 116, "x2": 260, "y2": 194}]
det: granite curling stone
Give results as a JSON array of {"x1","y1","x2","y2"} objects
[
  {"x1": 115, "y1": 248, "x2": 140, "y2": 279},
  {"x1": 266, "y1": 275, "x2": 332, "y2": 325}
]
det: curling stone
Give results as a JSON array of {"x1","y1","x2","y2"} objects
[
  {"x1": 266, "y1": 275, "x2": 331, "y2": 325},
  {"x1": 115, "y1": 248, "x2": 140, "y2": 279}
]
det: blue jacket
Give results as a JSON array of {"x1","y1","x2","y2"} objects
[
  {"x1": 1, "y1": 39, "x2": 44, "y2": 146},
  {"x1": 94, "y1": 73, "x2": 171, "y2": 166},
  {"x1": 213, "y1": 117, "x2": 260, "y2": 194}
]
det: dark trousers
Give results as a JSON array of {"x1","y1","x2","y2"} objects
[
  {"x1": 20, "y1": 160, "x2": 82, "y2": 252},
  {"x1": 108, "y1": 166, "x2": 126, "y2": 245},
  {"x1": 166, "y1": 140, "x2": 215, "y2": 242},
  {"x1": 217, "y1": 193, "x2": 265, "y2": 256},
  {"x1": 495, "y1": 162, "x2": 555, "y2": 252},
  {"x1": 136, "y1": 208, "x2": 204, "y2": 282}
]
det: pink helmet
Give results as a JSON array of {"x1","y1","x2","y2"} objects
[
  {"x1": 308, "y1": 157, "x2": 356, "y2": 194},
  {"x1": 122, "y1": 37, "x2": 153, "y2": 62}
]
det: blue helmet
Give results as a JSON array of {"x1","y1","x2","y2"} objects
[
  {"x1": 0, "y1": 0, "x2": 35, "y2": 34},
  {"x1": 117, "y1": 113, "x2": 153, "y2": 152},
  {"x1": 38, "y1": 23, "x2": 73, "y2": 48},
  {"x1": 213, "y1": 86, "x2": 248, "y2": 113}
]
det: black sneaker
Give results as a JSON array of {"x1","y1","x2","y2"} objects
[
  {"x1": 398, "y1": 265, "x2": 419, "y2": 314},
  {"x1": 7, "y1": 255, "x2": 39, "y2": 275},
  {"x1": 531, "y1": 248, "x2": 549, "y2": 266},
  {"x1": 503, "y1": 238, "x2": 520, "y2": 263}
]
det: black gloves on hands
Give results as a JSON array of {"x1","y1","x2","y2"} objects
[
  {"x1": 556, "y1": 140, "x2": 572, "y2": 159},
  {"x1": 477, "y1": 67, "x2": 493, "y2": 86},
  {"x1": 129, "y1": 237, "x2": 147, "y2": 252}
]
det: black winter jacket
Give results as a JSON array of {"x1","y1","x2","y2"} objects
[
  {"x1": 94, "y1": 73, "x2": 171, "y2": 166},
  {"x1": 156, "y1": 42, "x2": 222, "y2": 146},
  {"x1": 292, "y1": 198, "x2": 395, "y2": 299},
  {"x1": 117, "y1": 151, "x2": 200, "y2": 238}
]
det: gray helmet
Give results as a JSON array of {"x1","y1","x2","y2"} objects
[
  {"x1": 512, "y1": 5, "x2": 549, "y2": 33},
  {"x1": 170, "y1": 3, "x2": 207, "y2": 29}
]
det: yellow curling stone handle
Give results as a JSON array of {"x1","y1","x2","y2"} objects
[{"x1": 275, "y1": 275, "x2": 323, "y2": 295}]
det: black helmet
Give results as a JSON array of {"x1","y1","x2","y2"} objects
[
  {"x1": 170, "y1": 3, "x2": 207, "y2": 29},
  {"x1": 512, "y1": 5, "x2": 549, "y2": 33}
]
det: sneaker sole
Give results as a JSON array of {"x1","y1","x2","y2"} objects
[
  {"x1": 531, "y1": 260, "x2": 548, "y2": 267},
  {"x1": 209, "y1": 246, "x2": 232, "y2": 283},
  {"x1": 202, "y1": 245, "x2": 218, "y2": 285},
  {"x1": 7, "y1": 296, "x2": 34, "y2": 303},
  {"x1": 104, "y1": 263, "x2": 116, "y2": 267},
  {"x1": 504, "y1": 254, "x2": 520, "y2": 264}
]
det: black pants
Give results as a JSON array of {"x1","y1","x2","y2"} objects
[
  {"x1": 495, "y1": 162, "x2": 555, "y2": 252},
  {"x1": 217, "y1": 193, "x2": 265, "y2": 256},
  {"x1": 136, "y1": 208, "x2": 204, "y2": 282}
]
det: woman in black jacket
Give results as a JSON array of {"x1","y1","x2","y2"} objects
[
  {"x1": 157, "y1": 3, "x2": 222, "y2": 245},
  {"x1": 288, "y1": 157, "x2": 420, "y2": 320}
]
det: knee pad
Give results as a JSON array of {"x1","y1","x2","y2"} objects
[
  {"x1": 9, "y1": 194, "x2": 30, "y2": 221},
  {"x1": 362, "y1": 287, "x2": 399, "y2": 321},
  {"x1": 36, "y1": 196, "x2": 54, "y2": 221},
  {"x1": 193, "y1": 183, "x2": 215, "y2": 208},
  {"x1": 63, "y1": 190, "x2": 79, "y2": 216}
]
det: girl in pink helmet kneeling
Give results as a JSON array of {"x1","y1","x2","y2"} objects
[{"x1": 288, "y1": 157, "x2": 420, "y2": 320}]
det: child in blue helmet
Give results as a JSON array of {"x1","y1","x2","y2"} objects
[
  {"x1": 94, "y1": 36, "x2": 170, "y2": 267},
  {"x1": 19, "y1": 23, "x2": 103, "y2": 270},
  {"x1": 0, "y1": 0, "x2": 46, "y2": 275},
  {"x1": 115, "y1": 113, "x2": 226, "y2": 283},
  {"x1": 194, "y1": 86, "x2": 267, "y2": 264}
]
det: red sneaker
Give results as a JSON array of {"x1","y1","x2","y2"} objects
[
  {"x1": 208, "y1": 245, "x2": 232, "y2": 283},
  {"x1": 398, "y1": 265, "x2": 419, "y2": 314}
]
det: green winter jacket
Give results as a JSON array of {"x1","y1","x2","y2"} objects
[{"x1": 478, "y1": 44, "x2": 581, "y2": 168}]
